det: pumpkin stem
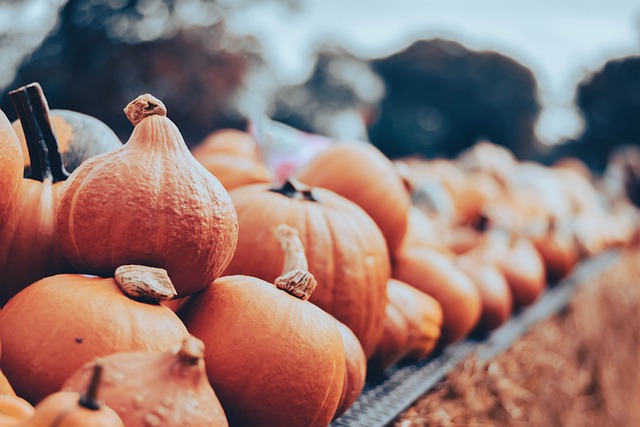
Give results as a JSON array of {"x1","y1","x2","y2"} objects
[
  {"x1": 178, "y1": 336, "x2": 205, "y2": 366},
  {"x1": 9, "y1": 82, "x2": 69, "y2": 182},
  {"x1": 270, "y1": 178, "x2": 319, "y2": 202},
  {"x1": 273, "y1": 224, "x2": 317, "y2": 300},
  {"x1": 124, "y1": 94, "x2": 167, "y2": 126},
  {"x1": 115, "y1": 265, "x2": 178, "y2": 304},
  {"x1": 78, "y1": 363, "x2": 104, "y2": 411}
]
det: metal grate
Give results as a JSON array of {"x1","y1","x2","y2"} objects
[{"x1": 331, "y1": 250, "x2": 619, "y2": 427}]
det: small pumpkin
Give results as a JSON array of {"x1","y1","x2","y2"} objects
[
  {"x1": 295, "y1": 140, "x2": 410, "y2": 253},
  {"x1": 64, "y1": 336, "x2": 228, "y2": 427},
  {"x1": 0, "y1": 83, "x2": 73, "y2": 305},
  {"x1": 393, "y1": 246, "x2": 481, "y2": 344},
  {"x1": 334, "y1": 322, "x2": 366, "y2": 419},
  {"x1": 180, "y1": 225, "x2": 345, "y2": 427},
  {"x1": 24, "y1": 364, "x2": 123, "y2": 427},
  {"x1": 192, "y1": 129, "x2": 272, "y2": 191},
  {"x1": 530, "y1": 219, "x2": 579, "y2": 282},
  {"x1": 57, "y1": 94, "x2": 238, "y2": 296},
  {"x1": 0, "y1": 395, "x2": 34, "y2": 426},
  {"x1": 456, "y1": 253, "x2": 512, "y2": 331},
  {"x1": 13, "y1": 109, "x2": 122, "y2": 174},
  {"x1": 370, "y1": 279, "x2": 443, "y2": 373},
  {"x1": 224, "y1": 179, "x2": 389, "y2": 357},
  {"x1": 0, "y1": 109, "x2": 22, "y2": 229},
  {"x1": 0, "y1": 265, "x2": 188, "y2": 403}
]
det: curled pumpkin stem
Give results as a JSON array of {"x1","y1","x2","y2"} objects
[
  {"x1": 124, "y1": 94, "x2": 167, "y2": 126},
  {"x1": 79, "y1": 363, "x2": 104, "y2": 411},
  {"x1": 115, "y1": 265, "x2": 177, "y2": 303},
  {"x1": 274, "y1": 224, "x2": 317, "y2": 300}
]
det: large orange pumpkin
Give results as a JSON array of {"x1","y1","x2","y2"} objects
[
  {"x1": 295, "y1": 140, "x2": 410, "y2": 253},
  {"x1": 334, "y1": 322, "x2": 366, "y2": 419},
  {"x1": 57, "y1": 94, "x2": 238, "y2": 296},
  {"x1": 180, "y1": 225, "x2": 345, "y2": 427},
  {"x1": 224, "y1": 179, "x2": 389, "y2": 357},
  {"x1": 0, "y1": 83, "x2": 73, "y2": 305},
  {"x1": 0, "y1": 265, "x2": 188, "y2": 403},
  {"x1": 0, "y1": 109, "x2": 22, "y2": 229}
]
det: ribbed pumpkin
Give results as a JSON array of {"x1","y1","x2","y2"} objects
[
  {"x1": 24, "y1": 365, "x2": 123, "y2": 427},
  {"x1": 192, "y1": 129, "x2": 272, "y2": 191},
  {"x1": 224, "y1": 179, "x2": 390, "y2": 357},
  {"x1": 295, "y1": 140, "x2": 410, "y2": 253},
  {"x1": 0, "y1": 83, "x2": 73, "y2": 305},
  {"x1": 64, "y1": 336, "x2": 228, "y2": 427},
  {"x1": 393, "y1": 246, "x2": 481, "y2": 344},
  {"x1": 334, "y1": 322, "x2": 366, "y2": 419},
  {"x1": 0, "y1": 265, "x2": 188, "y2": 403},
  {"x1": 370, "y1": 279, "x2": 443, "y2": 373},
  {"x1": 0, "y1": 109, "x2": 22, "y2": 229},
  {"x1": 13, "y1": 109, "x2": 122, "y2": 174},
  {"x1": 180, "y1": 225, "x2": 345, "y2": 427},
  {"x1": 57, "y1": 94, "x2": 238, "y2": 296}
]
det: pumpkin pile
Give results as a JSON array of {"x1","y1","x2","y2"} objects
[{"x1": 0, "y1": 81, "x2": 637, "y2": 426}]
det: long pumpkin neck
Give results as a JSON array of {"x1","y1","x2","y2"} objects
[{"x1": 9, "y1": 83, "x2": 69, "y2": 183}]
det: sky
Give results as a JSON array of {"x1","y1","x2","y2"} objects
[{"x1": 227, "y1": 0, "x2": 640, "y2": 144}]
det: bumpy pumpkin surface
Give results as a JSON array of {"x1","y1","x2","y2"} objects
[
  {"x1": 224, "y1": 179, "x2": 390, "y2": 357},
  {"x1": 57, "y1": 95, "x2": 238, "y2": 296},
  {"x1": 0, "y1": 266, "x2": 188, "y2": 403}
]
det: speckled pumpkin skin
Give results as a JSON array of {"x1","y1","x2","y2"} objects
[{"x1": 57, "y1": 110, "x2": 238, "y2": 297}]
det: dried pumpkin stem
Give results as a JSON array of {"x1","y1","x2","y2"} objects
[
  {"x1": 270, "y1": 178, "x2": 319, "y2": 202},
  {"x1": 274, "y1": 224, "x2": 317, "y2": 300},
  {"x1": 9, "y1": 82, "x2": 69, "y2": 182},
  {"x1": 115, "y1": 265, "x2": 177, "y2": 304},
  {"x1": 178, "y1": 336, "x2": 205, "y2": 366},
  {"x1": 79, "y1": 363, "x2": 104, "y2": 411},
  {"x1": 124, "y1": 94, "x2": 167, "y2": 126}
]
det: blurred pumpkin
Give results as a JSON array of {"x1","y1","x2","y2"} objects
[{"x1": 334, "y1": 323, "x2": 366, "y2": 419}]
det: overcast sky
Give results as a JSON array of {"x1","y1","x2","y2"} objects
[{"x1": 228, "y1": 0, "x2": 640, "y2": 144}]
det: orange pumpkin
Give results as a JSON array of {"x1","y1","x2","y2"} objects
[
  {"x1": 180, "y1": 225, "x2": 345, "y2": 427},
  {"x1": 0, "y1": 83, "x2": 73, "y2": 305},
  {"x1": 0, "y1": 395, "x2": 34, "y2": 426},
  {"x1": 64, "y1": 336, "x2": 228, "y2": 427},
  {"x1": 224, "y1": 179, "x2": 389, "y2": 357},
  {"x1": 295, "y1": 140, "x2": 410, "y2": 253},
  {"x1": 13, "y1": 109, "x2": 122, "y2": 174},
  {"x1": 192, "y1": 129, "x2": 272, "y2": 191},
  {"x1": 393, "y1": 246, "x2": 481, "y2": 344},
  {"x1": 57, "y1": 94, "x2": 238, "y2": 296},
  {"x1": 24, "y1": 365, "x2": 123, "y2": 427},
  {"x1": 334, "y1": 323, "x2": 366, "y2": 419},
  {"x1": 0, "y1": 265, "x2": 188, "y2": 403},
  {"x1": 370, "y1": 279, "x2": 443, "y2": 372},
  {"x1": 0, "y1": 109, "x2": 22, "y2": 229}
]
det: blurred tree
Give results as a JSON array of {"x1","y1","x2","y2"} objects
[
  {"x1": 0, "y1": 0, "x2": 298, "y2": 145},
  {"x1": 367, "y1": 39, "x2": 540, "y2": 160}
]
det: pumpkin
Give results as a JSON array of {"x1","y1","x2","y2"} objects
[
  {"x1": 57, "y1": 94, "x2": 238, "y2": 296},
  {"x1": 0, "y1": 109, "x2": 22, "y2": 229},
  {"x1": 530, "y1": 219, "x2": 579, "y2": 282},
  {"x1": 0, "y1": 83, "x2": 73, "y2": 306},
  {"x1": 456, "y1": 140, "x2": 516, "y2": 186},
  {"x1": 294, "y1": 140, "x2": 410, "y2": 253},
  {"x1": 393, "y1": 246, "x2": 481, "y2": 344},
  {"x1": 334, "y1": 322, "x2": 366, "y2": 419},
  {"x1": 0, "y1": 265, "x2": 188, "y2": 403},
  {"x1": 224, "y1": 179, "x2": 390, "y2": 357},
  {"x1": 370, "y1": 279, "x2": 443, "y2": 373},
  {"x1": 456, "y1": 253, "x2": 512, "y2": 331},
  {"x1": 0, "y1": 373, "x2": 14, "y2": 398},
  {"x1": 13, "y1": 109, "x2": 122, "y2": 174},
  {"x1": 180, "y1": 224, "x2": 345, "y2": 427},
  {"x1": 192, "y1": 129, "x2": 272, "y2": 191},
  {"x1": 0, "y1": 395, "x2": 34, "y2": 426},
  {"x1": 64, "y1": 336, "x2": 228, "y2": 427},
  {"x1": 24, "y1": 364, "x2": 123, "y2": 427}
]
